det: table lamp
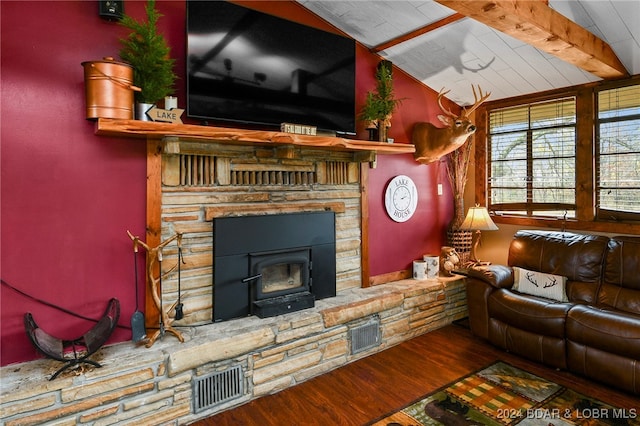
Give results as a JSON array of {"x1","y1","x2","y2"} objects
[{"x1": 460, "y1": 204, "x2": 498, "y2": 265}]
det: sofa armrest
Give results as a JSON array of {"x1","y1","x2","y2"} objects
[
  {"x1": 468, "y1": 265, "x2": 514, "y2": 289},
  {"x1": 464, "y1": 265, "x2": 513, "y2": 340}
]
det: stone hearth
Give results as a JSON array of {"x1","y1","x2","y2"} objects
[{"x1": 0, "y1": 276, "x2": 466, "y2": 425}]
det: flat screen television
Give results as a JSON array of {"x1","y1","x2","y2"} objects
[{"x1": 186, "y1": 1, "x2": 356, "y2": 135}]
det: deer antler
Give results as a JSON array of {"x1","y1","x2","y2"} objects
[
  {"x1": 526, "y1": 271, "x2": 560, "y2": 289},
  {"x1": 462, "y1": 85, "x2": 491, "y2": 117},
  {"x1": 544, "y1": 276, "x2": 558, "y2": 288},
  {"x1": 437, "y1": 88, "x2": 457, "y2": 118}
]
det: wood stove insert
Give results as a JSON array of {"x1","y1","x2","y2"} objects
[{"x1": 213, "y1": 212, "x2": 336, "y2": 321}]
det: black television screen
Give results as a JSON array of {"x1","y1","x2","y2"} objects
[{"x1": 186, "y1": 1, "x2": 356, "y2": 135}]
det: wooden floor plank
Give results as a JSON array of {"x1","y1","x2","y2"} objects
[{"x1": 193, "y1": 323, "x2": 639, "y2": 425}]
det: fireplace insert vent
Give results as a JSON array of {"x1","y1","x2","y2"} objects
[
  {"x1": 350, "y1": 317, "x2": 381, "y2": 355},
  {"x1": 193, "y1": 365, "x2": 244, "y2": 413}
]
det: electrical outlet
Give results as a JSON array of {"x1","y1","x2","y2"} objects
[{"x1": 437, "y1": 183, "x2": 443, "y2": 195}]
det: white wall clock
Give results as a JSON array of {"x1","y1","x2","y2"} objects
[{"x1": 384, "y1": 175, "x2": 418, "y2": 222}]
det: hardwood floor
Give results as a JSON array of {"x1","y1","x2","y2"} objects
[{"x1": 193, "y1": 322, "x2": 639, "y2": 425}]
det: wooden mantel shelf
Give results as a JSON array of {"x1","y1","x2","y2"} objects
[{"x1": 95, "y1": 118, "x2": 415, "y2": 155}]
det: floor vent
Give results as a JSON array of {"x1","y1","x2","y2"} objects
[
  {"x1": 193, "y1": 365, "x2": 244, "y2": 413},
  {"x1": 350, "y1": 317, "x2": 381, "y2": 355}
]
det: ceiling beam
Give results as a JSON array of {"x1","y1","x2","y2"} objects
[{"x1": 434, "y1": 0, "x2": 628, "y2": 79}]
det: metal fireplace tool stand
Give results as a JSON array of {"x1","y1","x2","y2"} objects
[{"x1": 127, "y1": 230, "x2": 186, "y2": 348}]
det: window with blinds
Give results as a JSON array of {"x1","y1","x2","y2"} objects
[
  {"x1": 596, "y1": 84, "x2": 640, "y2": 220},
  {"x1": 487, "y1": 97, "x2": 576, "y2": 218}
]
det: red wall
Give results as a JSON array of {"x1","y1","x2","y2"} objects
[
  {"x1": 368, "y1": 155, "x2": 452, "y2": 276},
  {"x1": 0, "y1": 1, "x2": 452, "y2": 366},
  {"x1": 356, "y1": 47, "x2": 454, "y2": 275}
]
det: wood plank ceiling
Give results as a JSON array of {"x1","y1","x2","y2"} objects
[{"x1": 297, "y1": 0, "x2": 640, "y2": 106}]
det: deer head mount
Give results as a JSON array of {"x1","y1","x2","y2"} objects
[{"x1": 412, "y1": 85, "x2": 490, "y2": 164}]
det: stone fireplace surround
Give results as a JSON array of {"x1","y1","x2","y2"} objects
[
  {"x1": 157, "y1": 137, "x2": 366, "y2": 326},
  {"x1": 0, "y1": 130, "x2": 467, "y2": 425}
]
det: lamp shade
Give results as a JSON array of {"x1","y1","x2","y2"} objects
[{"x1": 460, "y1": 205, "x2": 498, "y2": 231}]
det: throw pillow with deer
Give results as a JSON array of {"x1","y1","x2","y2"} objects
[{"x1": 513, "y1": 267, "x2": 569, "y2": 302}]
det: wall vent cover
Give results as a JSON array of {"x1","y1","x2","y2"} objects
[
  {"x1": 350, "y1": 317, "x2": 381, "y2": 355},
  {"x1": 193, "y1": 365, "x2": 244, "y2": 413}
]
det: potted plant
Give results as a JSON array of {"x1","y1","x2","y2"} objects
[
  {"x1": 359, "y1": 60, "x2": 404, "y2": 142},
  {"x1": 119, "y1": 0, "x2": 177, "y2": 120}
]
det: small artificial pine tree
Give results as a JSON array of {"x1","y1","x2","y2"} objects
[
  {"x1": 119, "y1": 0, "x2": 177, "y2": 104},
  {"x1": 359, "y1": 60, "x2": 404, "y2": 141},
  {"x1": 371, "y1": 61, "x2": 398, "y2": 119},
  {"x1": 359, "y1": 61, "x2": 403, "y2": 122}
]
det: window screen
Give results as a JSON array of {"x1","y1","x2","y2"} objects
[
  {"x1": 488, "y1": 97, "x2": 576, "y2": 218},
  {"x1": 596, "y1": 84, "x2": 640, "y2": 219}
]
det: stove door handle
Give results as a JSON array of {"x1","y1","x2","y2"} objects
[{"x1": 241, "y1": 274, "x2": 262, "y2": 283}]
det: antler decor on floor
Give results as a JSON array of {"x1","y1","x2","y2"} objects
[{"x1": 127, "y1": 230, "x2": 186, "y2": 348}]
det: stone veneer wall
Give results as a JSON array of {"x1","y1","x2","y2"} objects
[
  {"x1": 0, "y1": 277, "x2": 466, "y2": 425},
  {"x1": 158, "y1": 140, "x2": 365, "y2": 325}
]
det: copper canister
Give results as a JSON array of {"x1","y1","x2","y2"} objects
[{"x1": 82, "y1": 57, "x2": 140, "y2": 120}]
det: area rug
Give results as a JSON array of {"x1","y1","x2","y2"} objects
[{"x1": 368, "y1": 361, "x2": 639, "y2": 425}]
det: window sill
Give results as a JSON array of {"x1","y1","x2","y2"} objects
[{"x1": 492, "y1": 215, "x2": 640, "y2": 235}]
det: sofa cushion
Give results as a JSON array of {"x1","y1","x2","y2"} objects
[
  {"x1": 488, "y1": 289, "x2": 572, "y2": 338},
  {"x1": 566, "y1": 304, "x2": 640, "y2": 359},
  {"x1": 508, "y1": 231, "x2": 609, "y2": 304},
  {"x1": 513, "y1": 267, "x2": 568, "y2": 302},
  {"x1": 601, "y1": 236, "x2": 640, "y2": 315}
]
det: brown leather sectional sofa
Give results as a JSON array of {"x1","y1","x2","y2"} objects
[{"x1": 466, "y1": 230, "x2": 640, "y2": 394}]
